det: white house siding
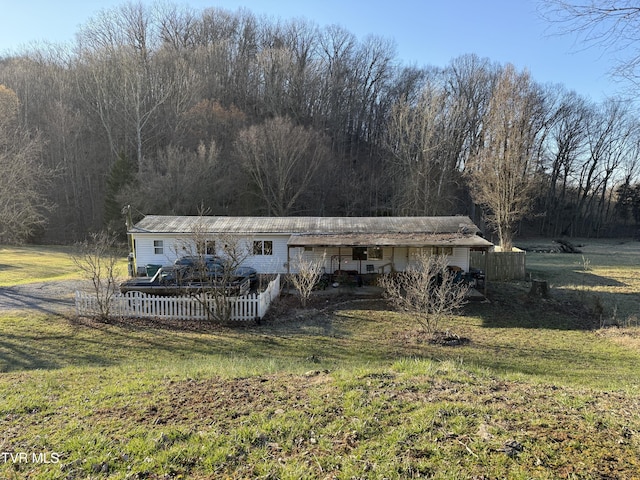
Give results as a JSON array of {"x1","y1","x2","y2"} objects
[
  {"x1": 133, "y1": 236, "x2": 176, "y2": 271},
  {"x1": 450, "y1": 247, "x2": 470, "y2": 271},
  {"x1": 133, "y1": 234, "x2": 224, "y2": 269},
  {"x1": 133, "y1": 229, "x2": 476, "y2": 273},
  {"x1": 133, "y1": 234, "x2": 471, "y2": 276},
  {"x1": 390, "y1": 247, "x2": 468, "y2": 272},
  {"x1": 132, "y1": 233, "x2": 292, "y2": 275},
  {"x1": 244, "y1": 235, "x2": 290, "y2": 274},
  {"x1": 402, "y1": 247, "x2": 469, "y2": 271}
]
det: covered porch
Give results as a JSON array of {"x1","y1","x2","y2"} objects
[{"x1": 285, "y1": 232, "x2": 493, "y2": 287}]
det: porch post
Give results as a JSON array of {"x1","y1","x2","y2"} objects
[
  {"x1": 391, "y1": 246, "x2": 395, "y2": 272},
  {"x1": 287, "y1": 245, "x2": 291, "y2": 276}
]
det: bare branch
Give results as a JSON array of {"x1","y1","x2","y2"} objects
[
  {"x1": 289, "y1": 251, "x2": 326, "y2": 307},
  {"x1": 379, "y1": 253, "x2": 468, "y2": 333},
  {"x1": 73, "y1": 231, "x2": 123, "y2": 321},
  {"x1": 541, "y1": 1, "x2": 640, "y2": 80},
  {"x1": 172, "y1": 217, "x2": 252, "y2": 323}
]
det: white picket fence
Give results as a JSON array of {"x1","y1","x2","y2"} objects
[{"x1": 75, "y1": 274, "x2": 281, "y2": 322}]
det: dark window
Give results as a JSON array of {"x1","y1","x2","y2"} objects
[
  {"x1": 352, "y1": 247, "x2": 367, "y2": 260},
  {"x1": 430, "y1": 246, "x2": 453, "y2": 255},
  {"x1": 153, "y1": 240, "x2": 163, "y2": 255},
  {"x1": 197, "y1": 240, "x2": 216, "y2": 255},
  {"x1": 368, "y1": 247, "x2": 383, "y2": 260},
  {"x1": 253, "y1": 240, "x2": 273, "y2": 256}
]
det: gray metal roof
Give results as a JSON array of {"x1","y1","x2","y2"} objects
[
  {"x1": 130, "y1": 215, "x2": 492, "y2": 247},
  {"x1": 287, "y1": 233, "x2": 493, "y2": 248}
]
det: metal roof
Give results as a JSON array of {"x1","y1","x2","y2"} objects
[
  {"x1": 130, "y1": 215, "x2": 492, "y2": 248},
  {"x1": 131, "y1": 215, "x2": 483, "y2": 235},
  {"x1": 287, "y1": 233, "x2": 493, "y2": 248}
]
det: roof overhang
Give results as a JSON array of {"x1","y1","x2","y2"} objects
[{"x1": 287, "y1": 233, "x2": 493, "y2": 248}]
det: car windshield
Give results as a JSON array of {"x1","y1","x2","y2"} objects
[
  {"x1": 174, "y1": 255, "x2": 222, "y2": 266},
  {"x1": 150, "y1": 267, "x2": 175, "y2": 283}
]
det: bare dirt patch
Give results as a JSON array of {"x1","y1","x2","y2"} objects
[{"x1": 76, "y1": 369, "x2": 640, "y2": 479}]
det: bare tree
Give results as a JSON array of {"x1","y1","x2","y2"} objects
[
  {"x1": 75, "y1": 2, "x2": 193, "y2": 166},
  {"x1": 0, "y1": 84, "x2": 52, "y2": 243},
  {"x1": 316, "y1": 24, "x2": 357, "y2": 139},
  {"x1": 73, "y1": 231, "x2": 123, "y2": 321},
  {"x1": 385, "y1": 73, "x2": 464, "y2": 215},
  {"x1": 445, "y1": 54, "x2": 498, "y2": 171},
  {"x1": 539, "y1": 89, "x2": 591, "y2": 236},
  {"x1": 236, "y1": 116, "x2": 330, "y2": 215},
  {"x1": 540, "y1": 1, "x2": 640, "y2": 82},
  {"x1": 574, "y1": 99, "x2": 635, "y2": 235},
  {"x1": 172, "y1": 217, "x2": 252, "y2": 323},
  {"x1": 384, "y1": 55, "x2": 498, "y2": 217},
  {"x1": 0, "y1": 47, "x2": 113, "y2": 240},
  {"x1": 466, "y1": 64, "x2": 545, "y2": 251},
  {"x1": 378, "y1": 253, "x2": 468, "y2": 334},
  {"x1": 123, "y1": 141, "x2": 220, "y2": 215},
  {"x1": 289, "y1": 251, "x2": 326, "y2": 307}
]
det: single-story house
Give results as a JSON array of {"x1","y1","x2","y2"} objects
[{"x1": 127, "y1": 215, "x2": 493, "y2": 277}]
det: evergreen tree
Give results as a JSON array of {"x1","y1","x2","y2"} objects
[{"x1": 104, "y1": 153, "x2": 136, "y2": 235}]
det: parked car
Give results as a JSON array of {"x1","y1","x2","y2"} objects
[
  {"x1": 233, "y1": 265, "x2": 258, "y2": 285},
  {"x1": 119, "y1": 266, "x2": 188, "y2": 295},
  {"x1": 120, "y1": 260, "x2": 257, "y2": 296},
  {"x1": 174, "y1": 255, "x2": 222, "y2": 267},
  {"x1": 174, "y1": 255, "x2": 257, "y2": 284}
]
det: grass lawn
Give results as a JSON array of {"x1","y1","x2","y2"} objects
[
  {"x1": 1, "y1": 242, "x2": 640, "y2": 478},
  {"x1": 0, "y1": 245, "x2": 80, "y2": 286}
]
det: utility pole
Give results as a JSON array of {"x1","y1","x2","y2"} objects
[{"x1": 123, "y1": 205, "x2": 135, "y2": 276}]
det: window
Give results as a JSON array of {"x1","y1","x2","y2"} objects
[
  {"x1": 253, "y1": 240, "x2": 273, "y2": 256},
  {"x1": 353, "y1": 247, "x2": 383, "y2": 260},
  {"x1": 153, "y1": 240, "x2": 164, "y2": 255},
  {"x1": 352, "y1": 247, "x2": 367, "y2": 260},
  {"x1": 197, "y1": 240, "x2": 216, "y2": 255},
  {"x1": 429, "y1": 246, "x2": 453, "y2": 255}
]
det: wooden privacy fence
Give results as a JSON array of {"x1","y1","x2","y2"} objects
[
  {"x1": 76, "y1": 274, "x2": 281, "y2": 322},
  {"x1": 470, "y1": 249, "x2": 526, "y2": 281}
]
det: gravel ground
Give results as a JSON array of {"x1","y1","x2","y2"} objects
[{"x1": 0, "y1": 280, "x2": 89, "y2": 315}]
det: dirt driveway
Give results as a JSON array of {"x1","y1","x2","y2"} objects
[{"x1": 0, "y1": 280, "x2": 88, "y2": 315}]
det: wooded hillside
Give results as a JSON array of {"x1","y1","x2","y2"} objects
[{"x1": 1, "y1": 2, "x2": 639, "y2": 244}]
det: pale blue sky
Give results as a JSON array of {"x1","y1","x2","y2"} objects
[{"x1": 1, "y1": 0, "x2": 618, "y2": 101}]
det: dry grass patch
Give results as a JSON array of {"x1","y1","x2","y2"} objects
[
  {"x1": 596, "y1": 326, "x2": 640, "y2": 351},
  {"x1": 520, "y1": 238, "x2": 640, "y2": 323}
]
